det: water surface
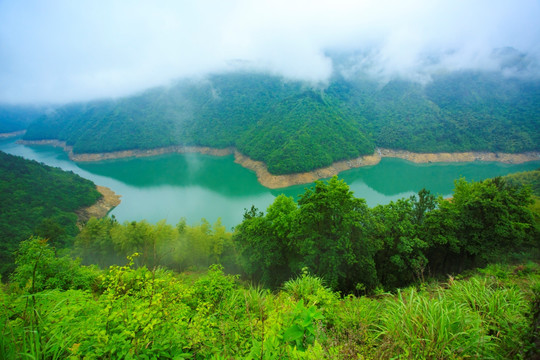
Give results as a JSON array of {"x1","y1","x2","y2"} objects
[{"x1": 2, "y1": 137, "x2": 539, "y2": 229}]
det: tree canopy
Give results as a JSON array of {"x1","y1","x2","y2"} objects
[{"x1": 0, "y1": 151, "x2": 101, "y2": 277}]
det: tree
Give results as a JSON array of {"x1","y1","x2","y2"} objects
[
  {"x1": 372, "y1": 198, "x2": 428, "y2": 288},
  {"x1": 75, "y1": 216, "x2": 120, "y2": 267},
  {"x1": 424, "y1": 177, "x2": 537, "y2": 274},
  {"x1": 234, "y1": 197, "x2": 297, "y2": 287},
  {"x1": 452, "y1": 177, "x2": 535, "y2": 262},
  {"x1": 292, "y1": 176, "x2": 380, "y2": 293}
]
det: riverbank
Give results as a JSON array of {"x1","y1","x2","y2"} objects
[
  {"x1": 17, "y1": 139, "x2": 540, "y2": 189},
  {"x1": 0, "y1": 130, "x2": 26, "y2": 139},
  {"x1": 235, "y1": 149, "x2": 540, "y2": 188},
  {"x1": 76, "y1": 185, "x2": 121, "y2": 227}
]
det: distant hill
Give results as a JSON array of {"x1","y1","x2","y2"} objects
[
  {"x1": 0, "y1": 151, "x2": 101, "y2": 277},
  {"x1": 0, "y1": 104, "x2": 47, "y2": 133},
  {"x1": 24, "y1": 70, "x2": 540, "y2": 175}
]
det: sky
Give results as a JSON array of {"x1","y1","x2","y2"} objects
[{"x1": 1, "y1": 0, "x2": 539, "y2": 104}]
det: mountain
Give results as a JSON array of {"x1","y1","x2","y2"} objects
[
  {"x1": 0, "y1": 151, "x2": 102, "y2": 276},
  {"x1": 0, "y1": 104, "x2": 47, "y2": 134},
  {"x1": 23, "y1": 70, "x2": 540, "y2": 175}
]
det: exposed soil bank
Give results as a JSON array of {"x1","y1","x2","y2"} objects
[
  {"x1": 0, "y1": 130, "x2": 26, "y2": 139},
  {"x1": 18, "y1": 139, "x2": 540, "y2": 189},
  {"x1": 376, "y1": 148, "x2": 540, "y2": 165},
  {"x1": 235, "y1": 149, "x2": 540, "y2": 188},
  {"x1": 76, "y1": 185, "x2": 121, "y2": 227},
  {"x1": 233, "y1": 151, "x2": 382, "y2": 188}
]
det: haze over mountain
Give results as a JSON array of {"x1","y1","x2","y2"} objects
[
  {"x1": 22, "y1": 71, "x2": 540, "y2": 175},
  {"x1": 1, "y1": 0, "x2": 539, "y2": 104}
]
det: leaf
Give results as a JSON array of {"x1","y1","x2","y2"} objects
[{"x1": 283, "y1": 324, "x2": 304, "y2": 342}]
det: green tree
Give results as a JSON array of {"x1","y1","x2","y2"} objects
[
  {"x1": 372, "y1": 198, "x2": 428, "y2": 289},
  {"x1": 292, "y1": 176, "x2": 380, "y2": 293},
  {"x1": 11, "y1": 237, "x2": 99, "y2": 292},
  {"x1": 234, "y1": 197, "x2": 297, "y2": 287},
  {"x1": 424, "y1": 178, "x2": 537, "y2": 274},
  {"x1": 75, "y1": 216, "x2": 119, "y2": 267}
]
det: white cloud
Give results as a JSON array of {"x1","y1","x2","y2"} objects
[{"x1": 1, "y1": 0, "x2": 539, "y2": 104}]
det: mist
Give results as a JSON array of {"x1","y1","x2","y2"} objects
[{"x1": 1, "y1": 0, "x2": 539, "y2": 104}]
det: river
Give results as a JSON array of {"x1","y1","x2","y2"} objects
[{"x1": 1, "y1": 137, "x2": 539, "y2": 230}]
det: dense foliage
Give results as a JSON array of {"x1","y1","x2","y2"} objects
[
  {"x1": 235, "y1": 176, "x2": 538, "y2": 293},
  {"x1": 68, "y1": 176, "x2": 538, "y2": 295},
  {"x1": 1, "y1": 166, "x2": 539, "y2": 358},
  {"x1": 0, "y1": 151, "x2": 101, "y2": 277},
  {"x1": 1, "y1": 238, "x2": 539, "y2": 359},
  {"x1": 23, "y1": 70, "x2": 540, "y2": 174},
  {"x1": 504, "y1": 168, "x2": 540, "y2": 197},
  {"x1": 74, "y1": 217, "x2": 236, "y2": 273}
]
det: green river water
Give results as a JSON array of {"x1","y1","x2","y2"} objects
[{"x1": 2, "y1": 137, "x2": 539, "y2": 230}]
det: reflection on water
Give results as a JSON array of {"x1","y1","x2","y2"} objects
[
  {"x1": 341, "y1": 158, "x2": 536, "y2": 196},
  {"x1": 2, "y1": 137, "x2": 539, "y2": 229},
  {"x1": 77, "y1": 153, "x2": 267, "y2": 197}
]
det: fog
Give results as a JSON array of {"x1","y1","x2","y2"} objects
[{"x1": 1, "y1": 0, "x2": 539, "y2": 104}]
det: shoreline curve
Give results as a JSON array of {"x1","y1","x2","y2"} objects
[
  {"x1": 76, "y1": 185, "x2": 121, "y2": 228},
  {"x1": 0, "y1": 130, "x2": 26, "y2": 139},
  {"x1": 17, "y1": 139, "x2": 540, "y2": 189}
]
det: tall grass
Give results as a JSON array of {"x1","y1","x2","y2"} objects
[
  {"x1": 376, "y1": 288, "x2": 494, "y2": 359},
  {"x1": 1, "y1": 263, "x2": 537, "y2": 359},
  {"x1": 445, "y1": 276, "x2": 530, "y2": 358}
]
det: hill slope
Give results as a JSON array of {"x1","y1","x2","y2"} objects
[
  {"x1": 0, "y1": 105, "x2": 47, "y2": 134},
  {"x1": 0, "y1": 151, "x2": 102, "y2": 276},
  {"x1": 23, "y1": 71, "x2": 540, "y2": 174}
]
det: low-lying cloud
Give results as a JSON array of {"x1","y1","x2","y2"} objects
[{"x1": 1, "y1": 0, "x2": 539, "y2": 104}]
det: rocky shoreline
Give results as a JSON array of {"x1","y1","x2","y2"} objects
[
  {"x1": 0, "y1": 130, "x2": 26, "y2": 139},
  {"x1": 76, "y1": 185, "x2": 121, "y2": 227},
  {"x1": 18, "y1": 139, "x2": 540, "y2": 189},
  {"x1": 235, "y1": 149, "x2": 540, "y2": 188}
]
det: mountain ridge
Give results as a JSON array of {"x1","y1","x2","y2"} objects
[{"x1": 22, "y1": 70, "x2": 540, "y2": 175}]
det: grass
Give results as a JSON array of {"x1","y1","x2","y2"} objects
[{"x1": 1, "y1": 262, "x2": 538, "y2": 359}]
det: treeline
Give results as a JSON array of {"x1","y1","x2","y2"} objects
[
  {"x1": 2, "y1": 237, "x2": 538, "y2": 359},
  {"x1": 23, "y1": 70, "x2": 540, "y2": 175},
  {"x1": 235, "y1": 176, "x2": 538, "y2": 293},
  {"x1": 75, "y1": 217, "x2": 237, "y2": 273},
  {"x1": 72, "y1": 176, "x2": 538, "y2": 294},
  {"x1": 503, "y1": 168, "x2": 540, "y2": 197},
  {"x1": 0, "y1": 151, "x2": 101, "y2": 277}
]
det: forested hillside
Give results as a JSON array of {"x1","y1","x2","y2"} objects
[
  {"x1": 0, "y1": 151, "x2": 101, "y2": 276},
  {"x1": 23, "y1": 70, "x2": 540, "y2": 174},
  {"x1": 0, "y1": 105, "x2": 46, "y2": 134}
]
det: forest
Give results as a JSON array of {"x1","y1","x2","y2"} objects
[
  {"x1": 22, "y1": 70, "x2": 540, "y2": 175},
  {"x1": 0, "y1": 151, "x2": 101, "y2": 277},
  {"x1": 0, "y1": 154, "x2": 539, "y2": 358}
]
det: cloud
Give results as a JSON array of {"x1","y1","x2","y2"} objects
[{"x1": 1, "y1": 0, "x2": 539, "y2": 104}]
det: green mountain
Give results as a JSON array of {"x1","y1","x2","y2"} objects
[
  {"x1": 0, "y1": 151, "x2": 101, "y2": 276},
  {"x1": 23, "y1": 71, "x2": 540, "y2": 174},
  {"x1": 0, "y1": 104, "x2": 47, "y2": 133}
]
